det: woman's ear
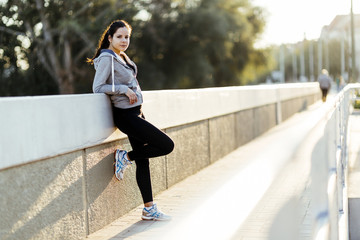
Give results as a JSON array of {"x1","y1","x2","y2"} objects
[{"x1": 108, "y1": 34, "x2": 112, "y2": 43}]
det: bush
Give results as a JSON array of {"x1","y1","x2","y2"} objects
[{"x1": 354, "y1": 90, "x2": 360, "y2": 109}]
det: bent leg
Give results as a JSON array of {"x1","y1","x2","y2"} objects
[{"x1": 121, "y1": 113, "x2": 174, "y2": 160}]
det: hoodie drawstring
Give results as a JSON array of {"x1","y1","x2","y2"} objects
[{"x1": 111, "y1": 56, "x2": 115, "y2": 92}]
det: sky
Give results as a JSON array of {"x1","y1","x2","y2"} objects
[{"x1": 253, "y1": 0, "x2": 360, "y2": 47}]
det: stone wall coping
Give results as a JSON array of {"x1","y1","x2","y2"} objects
[{"x1": 0, "y1": 83, "x2": 319, "y2": 170}]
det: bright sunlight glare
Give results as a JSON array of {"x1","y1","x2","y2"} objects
[
  {"x1": 158, "y1": 139, "x2": 298, "y2": 240},
  {"x1": 159, "y1": 159, "x2": 275, "y2": 240},
  {"x1": 254, "y1": 0, "x2": 360, "y2": 47}
]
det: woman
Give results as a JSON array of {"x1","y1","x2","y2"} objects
[{"x1": 88, "y1": 20, "x2": 174, "y2": 221}]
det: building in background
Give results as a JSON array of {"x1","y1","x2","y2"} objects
[{"x1": 320, "y1": 14, "x2": 360, "y2": 81}]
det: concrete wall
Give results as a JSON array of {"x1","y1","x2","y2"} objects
[{"x1": 0, "y1": 83, "x2": 320, "y2": 240}]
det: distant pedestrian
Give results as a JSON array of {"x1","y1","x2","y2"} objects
[
  {"x1": 339, "y1": 75, "x2": 345, "y2": 91},
  {"x1": 317, "y1": 69, "x2": 332, "y2": 102},
  {"x1": 88, "y1": 20, "x2": 174, "y2": 221},
  {"x1": 336, "y1": 76, "x2": 340, "y2": 92}
]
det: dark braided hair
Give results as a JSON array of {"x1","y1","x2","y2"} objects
[{"x1": 87, "y1": 20, "x2": 132, "y2": 64}]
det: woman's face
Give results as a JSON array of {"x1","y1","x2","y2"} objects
[{"x1": 109, "y1": 27, "x2": 130, "y2": 53}]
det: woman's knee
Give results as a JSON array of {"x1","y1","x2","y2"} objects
[{"x1": 163, "y1": 138, "x2": 174, "y2": 155}]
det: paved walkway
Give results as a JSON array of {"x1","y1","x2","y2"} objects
[{"x1": 85, "y1": 95, "x2": 358, "y2": 240}]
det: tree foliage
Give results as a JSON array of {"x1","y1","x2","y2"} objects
[
  {"x1": 1, "y1": 0, "x2": 138, "y2": 95},
  {"x1": 134, "y1": 0, "x2": 267, "y2": 89},
  {"x1": 0, "y1": 0, "x2": 268, "y2": 96}
]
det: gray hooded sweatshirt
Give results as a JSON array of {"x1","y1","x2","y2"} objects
[{"x1": 93, "y1": 49, "x2": 143, "y2": 109}]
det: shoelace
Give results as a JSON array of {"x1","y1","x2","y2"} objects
[
  {"x1": 116, "y1": 161, "x2": 124, "y2": 172},
  {"x1": 125, "y1": 157, "x2": 132, "y2": 166},
  {"x1": 145, "y1": 205, "x2": 162, "y2": 218},
  {"x1": 118, "y1": 153, "x2": 132, "y2": 174},
  {"x1": 115, "y1": 152, "x2": 126, "y2": 174},
  {"x1": 116, "y1": 158, "x2": 124, "y2": 172}
]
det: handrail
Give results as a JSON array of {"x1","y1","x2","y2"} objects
[{"x1": 311, "y1": 83, "x2": 360, "y2": 240}]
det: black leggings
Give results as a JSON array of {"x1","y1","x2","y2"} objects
[
  {"x1": 321, "y1": 88, "x2": 329, "y2": 98},
  {"x1": 112, "y1": 106, "x2": 174, "y2": 203}
]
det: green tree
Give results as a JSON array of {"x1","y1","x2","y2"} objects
[
  {"x1": 1, "y1": 0, "x2": 267, "y2": 95},
  {"x1": 0, "y1": 0, "x2": 139, "y2": 95},
  {"x1": 134, "y1": 0, "x2": 266, "y2": 89}
]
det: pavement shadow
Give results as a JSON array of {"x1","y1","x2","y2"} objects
[
  {"x1": 110, "y1": 220, "x2": 171, "y2": 239},
  {"x1": 268, "y1": 197, "x2": 301, "y2": 240}
]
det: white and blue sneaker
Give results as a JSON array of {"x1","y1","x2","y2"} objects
[
  {"x1": 114, "y1": 149, "x2": 132, "y2": 180},
  {"x1": 141, "y1": 203, "x2": 171, "y2": 221}
]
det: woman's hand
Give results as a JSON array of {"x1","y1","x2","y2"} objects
[{"x1": 125, "y1": 88, "x2": 138, "y2": 104}]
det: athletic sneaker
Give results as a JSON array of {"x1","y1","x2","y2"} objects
[
  {"x1": 141, "y1": 203, "x2": 171, "y2": 221},
  {"x1": 114, "y1": 149, "x2": 132, "y2": 180}
]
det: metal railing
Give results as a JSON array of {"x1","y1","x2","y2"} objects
[{"x1": 312, "y1": 83, "x2": 360, "y2": 240}]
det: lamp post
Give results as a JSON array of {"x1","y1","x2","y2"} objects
[
  {"x1": 292, "y1": 46, "x2": 297, "y2": 82},
  {"x1": 309, "y1": 40, "x2": 314, "y2": 81},
  {"x1": 341, "y1": 32, "x2": 345, "y2": 78},
  {"x1": 279, "y1": 44, "x2": 285, "y2": 83},
  {"x1": 350, "y1": 0, "x2": 356, "y2": 82},
  {"x1": 300, "y1": 39, "x2": 306, "y2": 81},
  {"x1": 318, "y1": 39, "x2": 322, "y2": 75}
]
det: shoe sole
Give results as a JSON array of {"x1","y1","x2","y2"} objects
[
  {"x1": 141, "y1": 216, "x2": 171, "y2": 221},
  {"x1": 114, "y1": 165, "x2": 121, "y2": 181}
]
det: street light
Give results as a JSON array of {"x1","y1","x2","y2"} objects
[{"x1": 350, "y1": 0, "x2": 356, "y2": 82}]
